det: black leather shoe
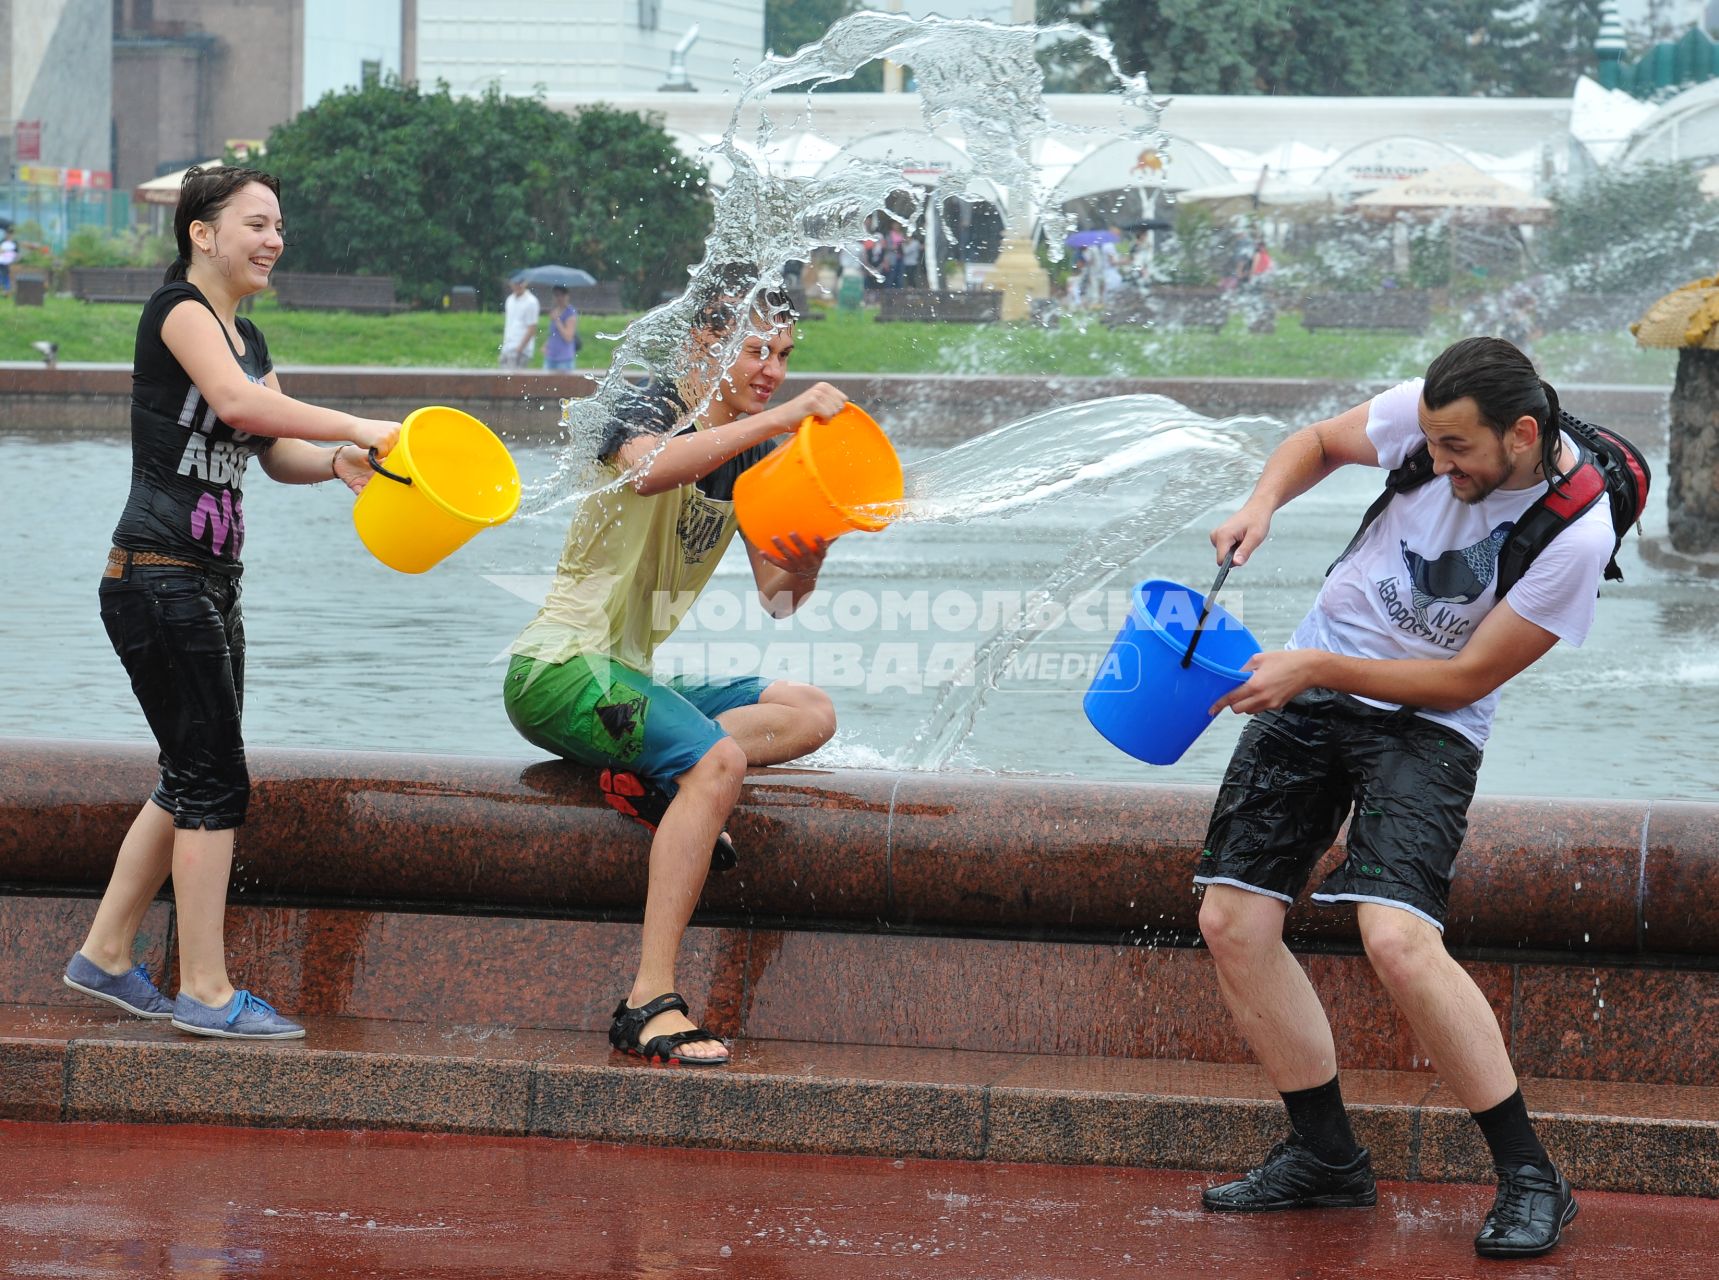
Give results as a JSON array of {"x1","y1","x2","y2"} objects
[
  {"x1": 1474, "y1": 1164, "x2": 1578, "y2": 1258},
  {"x1": 1202, "y1": 1137, "x2": 1377, "y2": 1211}
]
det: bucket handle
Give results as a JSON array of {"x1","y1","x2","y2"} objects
[
  {"x1": 1181, "y1": 546, "x2": 1237, "y2": 670},
  {"x1": 367, "y1": 447, "x2": 413, "y2": 487}
]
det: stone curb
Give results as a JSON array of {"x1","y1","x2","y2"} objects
[{"x1": 8, "y1": 1011, "x2": 1712, "y2": 1198}]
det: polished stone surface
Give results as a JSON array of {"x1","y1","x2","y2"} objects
[
  {"x1": 2, "y1": 1119, "x2": 1715, "y2": 1279},
  {"x1": 1443, "y1": 798, "x2": 1647, "y2": 954},
  {"x1": 6, "y1": 740, "x2": 1714, "y2": 959},
  {"x1": 0, "y1": 895, "x2": 170, "y2": 1007},
  {"x1": 1511, "y1": 963, "x2": 1719, "y2": 1085},
  {"x1": 5, "y1": 892, "x2": 1715, "y2": 1086},
  {"x1": 1642, "y1": 799, "x2": 1719, "y2": 954},
  {"x1": 0, "y1": 367, "x2": 1674, "y2": 446}
]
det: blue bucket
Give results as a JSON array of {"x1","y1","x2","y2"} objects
[{"x1": 1083, "y1": 579, "x2": 1261, "y2": 765}]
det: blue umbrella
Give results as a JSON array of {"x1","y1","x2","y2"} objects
[
  {"x1": 511, "y1": 265, "x2": 597, "y2": 286},
  {"x1": 1065, "y1": 229, "x2": 1119, "y2": 249}
]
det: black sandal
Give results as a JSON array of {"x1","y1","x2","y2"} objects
[
  {"x1": 600, "y1": 769, "x2": 738, "y2": 871},
  {"x1": 609, "y1": 992, "x2": 730, "y2": 1066}
]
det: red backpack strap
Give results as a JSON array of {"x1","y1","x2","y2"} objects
[{"x1": 1494, "y1": 450, "x2": 1605, "y2": 598}]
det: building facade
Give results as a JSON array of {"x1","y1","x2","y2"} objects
[
  {"x1": 110, "y1": 0, "x2": 762, "y2": 192},
  {"x1": 2, "y1": 0, "x2": 112, "y2": 180},
  {"x1": 414, "y1": 0, "x2": 763, "y2": 97}
]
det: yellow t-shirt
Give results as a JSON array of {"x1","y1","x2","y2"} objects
[{"x1": 510, "y1": 389, "x2": 775, "y2": 671}]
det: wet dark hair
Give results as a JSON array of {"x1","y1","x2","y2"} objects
[
  {"x1": 165, "y1": 165, "x2": 282, "y2": 284},
  {"x1": 1422, "y1": 335, "x2": 1566, "y2": 486},
  {"x1": 692, "y1": 262, "x2": 798, "y2": 336}
]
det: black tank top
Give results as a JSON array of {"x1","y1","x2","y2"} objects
[{"x1": 111, "y1": 281, "x2": 276, "y2": 573}]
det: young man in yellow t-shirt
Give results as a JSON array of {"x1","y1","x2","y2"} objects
[{"x1": 505, "y1": 275, "x2": 844, "y2": 1065}]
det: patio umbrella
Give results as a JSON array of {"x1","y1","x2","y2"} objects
[
  {"x1": 1065, "y1": 228, "x2": 1119, "y2": 249},
  {"x1": 1351, "y1": 162, "x2": 1551, "y2": 224},
  {"x1": 511, "y1": 265, "x2": 597, "y2": 286}
]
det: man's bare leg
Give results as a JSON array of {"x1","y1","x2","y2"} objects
[
  {"x1": 1356, "y1": 904, "x2": 1517, "y2": 1111},
  {"x1": 1199, "y1": 883, "x2": 1338, "y2": 1089},
  {"x1": 717, "y1": 681, "x2": 835, "y2": 766},
  {"x1": 625, "y1": 737, "x2": 746, "y2": 1061}
]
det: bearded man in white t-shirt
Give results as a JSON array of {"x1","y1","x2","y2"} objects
[{"x1": 1192, "y1": 337, "x2": 1613, "y2": 1259}]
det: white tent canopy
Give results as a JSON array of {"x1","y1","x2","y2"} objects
[
  {"x1": 1621, "y1": 76, "x2": 1719, "y2": 166},
  {"x1": 1052, "y1": 133, "x2": 1232, "y2": 201},
  {"x1": 1318, "y1": 135, "x2": 1474, "y2": 197}
]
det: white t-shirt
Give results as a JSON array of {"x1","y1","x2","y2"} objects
[
  {"x1": 502, "y1": 289, "x2": 541, "y2": 353},
  {"x1": 1290, "y1": 378, "x2": 1615, "y2": 748},
  {"x1": 0, "y1": 238, "x2": 18, "y2": 266}
]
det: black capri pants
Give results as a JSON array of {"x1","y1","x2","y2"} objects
[{"x1": 99, "y1": 561, "x2": 250, "y2": 830}]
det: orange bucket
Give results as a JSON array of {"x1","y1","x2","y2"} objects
[{"x1": 733, "y1": 403, "x2": 903, "y2": 548}]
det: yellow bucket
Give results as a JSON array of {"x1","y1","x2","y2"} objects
[
  {"x1": 733, "y1": 403, "x2": 903, "y2": 550},
  {"x1": 352, "y1": 406, "x2": 521, "y2": 574}
]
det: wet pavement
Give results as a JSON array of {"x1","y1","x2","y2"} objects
[{"x1": 2, "y1": 1122, "x2": 1713, "y2": 1279}]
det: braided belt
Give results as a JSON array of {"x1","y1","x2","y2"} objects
[{"x1": 104, "y1": 546, "x2": 207, "y2": 579}]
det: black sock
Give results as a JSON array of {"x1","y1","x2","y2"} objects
[
  {"x1": 1472, "y1": 1089, "x2": 1552, "y2": 1174},
  {"x1": 1281, "y1": 1076, "x2": 1361, "y2": 1165}
]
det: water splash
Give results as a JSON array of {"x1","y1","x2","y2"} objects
[
  {"x1": 898, "y1": 402, "x2": 1278, "y2": 768},
  {"x1": 887, "y1": 394, "x2": 1278, "y2": 525},
  {"x1": 523, "y1": 11, "x2": 1164, "y2": 518}
]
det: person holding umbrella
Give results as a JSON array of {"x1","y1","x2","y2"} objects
[{"x1": 544, "y1": 284, "x2": 579, "y2": 372}]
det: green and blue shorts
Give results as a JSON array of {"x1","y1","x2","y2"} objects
[{"x1": 503, "y1": 653, "x2": 767, "y2": 784}]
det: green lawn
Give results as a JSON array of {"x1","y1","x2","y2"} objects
[{"x1": 0, "y1": 293, "x2": 1674, "y2": 385}]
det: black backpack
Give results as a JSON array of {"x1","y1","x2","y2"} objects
[{"x1": 1330, "y1": 410, "x2": 1651, "y2": 598}]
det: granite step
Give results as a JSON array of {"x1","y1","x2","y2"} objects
[{"x1": 4, "y1": 1004, "x2": 1714, "y2": 1198}]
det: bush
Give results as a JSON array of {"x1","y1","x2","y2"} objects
[
  {"x1": 259, "y1": 79, "x2": 713, "y2": 309},
  {"x1": 1156, "y1": 205, "x2": 1224, "y2": 285},
  {"x1": 60, "y1": 226, "x2": 174, "y2": 270},
  {"x1": 1546, "y1": 161, "x2": 1719, "y2": 293}
]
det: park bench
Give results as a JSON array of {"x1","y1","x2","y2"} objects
[
  {"x1": 1299, "y1": 289, "x2": 1432, "y2": 333},
  {"x1": 1102, "y1": 285, "x2": 1230, "y2": 332},
  {"x1": 271, "y1": 272, "x2": 403, "y2": 313},
  {"x1": 69, "y1": 267, "x2": 162, "y2": 303},
  {"x1": 1537, "y1": 290, "x2": 1659, "y2": 334},
  {"x1": 876, "y1": 288, "x2": 1002, "y2": 323}
]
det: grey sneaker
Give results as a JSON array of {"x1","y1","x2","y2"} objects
[
  {"x1": 63, "y1": 952, "x2": 174, "y2": 1019},
  {"x1": 171, "y1": 989, "x2": 305, "y2": 1040}
]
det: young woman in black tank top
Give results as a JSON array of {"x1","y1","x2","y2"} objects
[{"x1": 61, "y1": 167, "x2": 400, "y2": 1040}]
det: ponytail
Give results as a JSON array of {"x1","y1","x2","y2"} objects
[
  {"x1": 1538, "y1": 379, "x2": 1568, "y2": 489},
  {"x1": 163, "y1": 256, "x2": 189, "y2": 285}
]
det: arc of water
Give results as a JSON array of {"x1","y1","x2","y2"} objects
[
  {"x1": 523, "y1": 11, "x2": 1169, "y2": 519},
  {"x1": 899, "y1": 412, "x2": 1279, "y2": 771}
]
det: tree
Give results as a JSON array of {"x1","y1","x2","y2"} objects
[
  {"x1": 1086, "y1": 0, "x2": 1605, "y2": 97},
  {"x1": 257, "y1": 79, "x2": 711, "y2": 308},
  {"x1": 764, "y1": 0, "x2": 884, "y2": 91}
]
